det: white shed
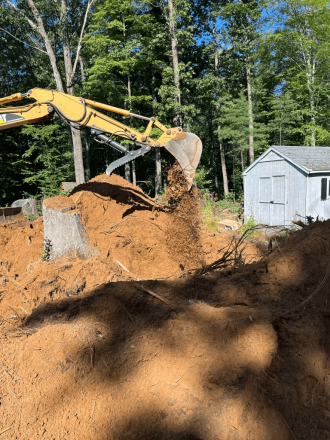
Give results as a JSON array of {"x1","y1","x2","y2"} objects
[{"x1": 243, "y1": 146, "x2": 330, "y2": 226}]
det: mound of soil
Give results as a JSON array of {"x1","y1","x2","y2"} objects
[
  {"x1": 0, "y1": 172, "x2": 260, "y2": 328},
  {"x1": 1, "y1": 174, "x2": 329, "y2": 439}
]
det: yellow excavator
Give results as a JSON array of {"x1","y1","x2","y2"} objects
[{"x1": 0, "y1": 88, "x2": 202, "y2": 188}]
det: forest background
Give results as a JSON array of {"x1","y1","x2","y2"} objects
[{"x1": 0, "y1": 0, "x2": 329, "y2": 206}]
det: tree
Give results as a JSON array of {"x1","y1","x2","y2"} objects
[
  {"x1": 268, "y1": 0, "x2": 330, "y2": 146},
  {"x1": 215, "y1": 0, "x2": 265, "y2": 164},
  {"x1": 267, "y1": 92, "x2": 302, "y2": 145},
  {"x1": 0, "y1": 0, "x2": 96, "y2": 183}
]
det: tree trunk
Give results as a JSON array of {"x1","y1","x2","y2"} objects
[
  {"x1": 25, "y1": 0, "x2": 85, "y2": 183},
  {"x1": 85, "y1": 129, "x2": 91, "y2": 181},
  {"x1": 167, "y1": 0, "x2": 182, "y2": 127},
  {"x1": 233, "y1": 155, "x2": 235, "y2": 199},
  {"x1": 124, "y1": 73, "x2": 131, "y2": 182},
  {"x1": 310, "y1": 95, "x2": 316, "y2": 147},
  {"x1": 306, "y1": 54, "x2": 316, "y2": 146},
  {"x1": 213, "y1": 148, "x2": 218, "y2": 190},
  {"x1": 219, "y1": 136, "x2": 229, "y2": 194},
  {"x1": 79, "y1": 56, "x2": 85, "y2": 82},
  {"x1": 60, "y1": 0, "x2": 85, "y2": 183},
  {"x1": 26, "y1": 0, "x2": 65, "y2": 93},
  {"x1": 213, "y1": 25, "x2": 229, "y2": 194},
  {"x1": 70, "y1": 128, "x2": 85, "y2": 183},
  {"x1": 155, "y1": 149, "x2": 162, "y2": 196},
  {"x1": 246, "y1": 62, "x2": 254, "y2": 164},
  {"x1": 152, "y1": 70, "x2": 162, "y2": 196},
  {"x1": 309, "y1": 61, "x2": 316, "y2": 147},
  {"x1": 125, "y1": 162, "x2": 131, "y2": 182},
  {"x1": 81, "y1": 57, "x2": 90, "y2": 180},
  {"x1": 132, "y1": 161, "x2": 137, "y2": 186},
  {"x1": 241, "y1": 151, "x2": 245, "y2": 191}
]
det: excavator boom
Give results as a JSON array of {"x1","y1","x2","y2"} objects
[{"x1": 0, "y1": 88, "x2": 202, "y2": 188}]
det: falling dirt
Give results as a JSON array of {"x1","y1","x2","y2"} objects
[
  {"x1": 0, "y1": 174, "x2": 329, "y2": 440},
  {"x1": 164, "y1": 161, "x2": 204, "y2": 270}
]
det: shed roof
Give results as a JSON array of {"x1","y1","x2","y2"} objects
[
  {"x1": 274, "y1": 146, "x2": 330, "y2": 172},
  {"x1": 243, "y1": 146, "x2": 330, "y2": 175}
]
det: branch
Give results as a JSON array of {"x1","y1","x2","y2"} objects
[
  {"x1": 25, "y1": 0, "x2": 65, "y2": 92},
  {"x1": 0, "y1": 27, "x2": 47, "y2": 54},
  {"x1": 5, "y1": 0, "x2": 38, "y2": 30},
  {"x1": 68, "y1": 0, "x2": 95, "y2": 87}
]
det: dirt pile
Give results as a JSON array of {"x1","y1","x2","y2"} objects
[
  {"x1": 0, "y1": 217, "x2": 44, "y2": 273},
  {"x1": 0, "y1": 173, "x2": 260, "y2": 329},
  {"x1": 2, "y1": 176, "x2": 330, "y2": 439},
  {"x1": 45, "y1": 171, "x2": 204, "y2": 277}
]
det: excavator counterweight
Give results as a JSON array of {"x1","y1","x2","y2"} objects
[{"x1": 0, "y1": 88, "x2": 202, "y2": 188}]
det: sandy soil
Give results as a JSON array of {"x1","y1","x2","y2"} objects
[{"x1": 0, "y1": 173, "x2": 329, "y2": 440}]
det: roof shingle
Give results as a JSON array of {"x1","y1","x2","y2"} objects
[{"x1": 273, "y1": 146, "x2": 330, "y2": 172}]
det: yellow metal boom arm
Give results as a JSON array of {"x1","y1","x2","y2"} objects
[{"x1": 0, "y1": 88, "x2": 202, "y2": 187}]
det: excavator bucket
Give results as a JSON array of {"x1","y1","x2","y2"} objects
[{"x1": 164, "y1": 132, "x2": 202, "y2": 189}]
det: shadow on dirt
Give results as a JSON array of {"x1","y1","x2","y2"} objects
[{"x1": 8, "y1": 223, "x2": 330, "y2": 439}]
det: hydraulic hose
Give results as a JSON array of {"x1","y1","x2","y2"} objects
[{"x1": 95, "y1": 134, "x2": 128, "y2": 154}]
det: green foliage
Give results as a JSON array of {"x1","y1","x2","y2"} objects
[
  {"x1": 40, "y1": 243, "x2": 49, "y2": 262},
  {"x1": 217, "y1": 92, "x2": 269, "y2": 194},
  {"x1": 224, "y1": 192, "x2": 235, "y2": 202},
  {"x1": 21, "y1": 122, "x2": 75, "y2": 199},
  {"x1": 195, "y1": 167, "x2": 212, "y2": 189},
  {"x1": 25, "y1": 214, "x2": 36, "y2": 221},
  {"x1": 239, "y1": 216, "x2": 258, "y2": 239},
  {"x1": 199, "y1": 190, "x2": 219, "y2": 233},
  {"x1": 199, "y1": 189, "x2": 243, "y2": 233},
  {"x1": 267, "y1": 92, "x2": 302, "y2": 146}
]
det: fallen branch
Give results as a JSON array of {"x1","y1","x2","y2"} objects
[
  {"x1": 129, "y1": 216, "x2": 163, "y2": 231},
  {"x1": 114, "y1": 260, "x2": 139, "y2": 280},
  {"x1": 101, "y1": 216, "x2": 163, "y2": 234},
  {"x1": 278, "y1": 411, "x2": 297, "y2": 440},
  {"x1": 120, "y1": 304, "x2": 133, "y2": 322},
  {"x1": 199, "y1": 227, "x2": 254, "y2": 274},
  {"x1": 0, "y1": 424, "x2": 14, "y2": 435},
  {"x1": 282, "y1": 260, "x2": 330, "y2": 316},
  {"x1": 113, "y1": 260, "x2": 168, "y2": 304},
  {"x1": 132, "y1": 282, "x2": 169, "y2": 305}
]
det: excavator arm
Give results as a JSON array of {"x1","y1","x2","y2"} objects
[{"x1": 0, "y1": 88, "x2": 202, "y2": 188}]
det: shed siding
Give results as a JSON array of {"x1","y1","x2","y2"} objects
[
  {"x1": 285, "y1": 162, "x2": 307, "y2": 224},
  {"x1": 259, "y1": 151, "x2": 284, "y2": 162},
  {"x1": 244, "y1": 151, "x2": 307, "y2": 226},
  {"x1": 306, "y1": 174, "x2": 330, "y2": 220}
]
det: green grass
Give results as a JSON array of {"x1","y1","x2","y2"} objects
[{"x1": 199, "y1": 189, "x2": 243, "y2": 233}]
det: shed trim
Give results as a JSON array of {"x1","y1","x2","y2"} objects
[
  {"x1": 243, "y1": 146, "x2": 315, "y2": 176},
  {"x1": 308, "y1": 170, "x2": 330, "y2": 175}
]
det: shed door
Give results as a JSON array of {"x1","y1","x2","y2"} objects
[
  {"x1": 272, "y1": 175, "x2": 286, "y2": 226},
  {"x1": 259, "y1": 177, "x2": 271, "y2": 225}
]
